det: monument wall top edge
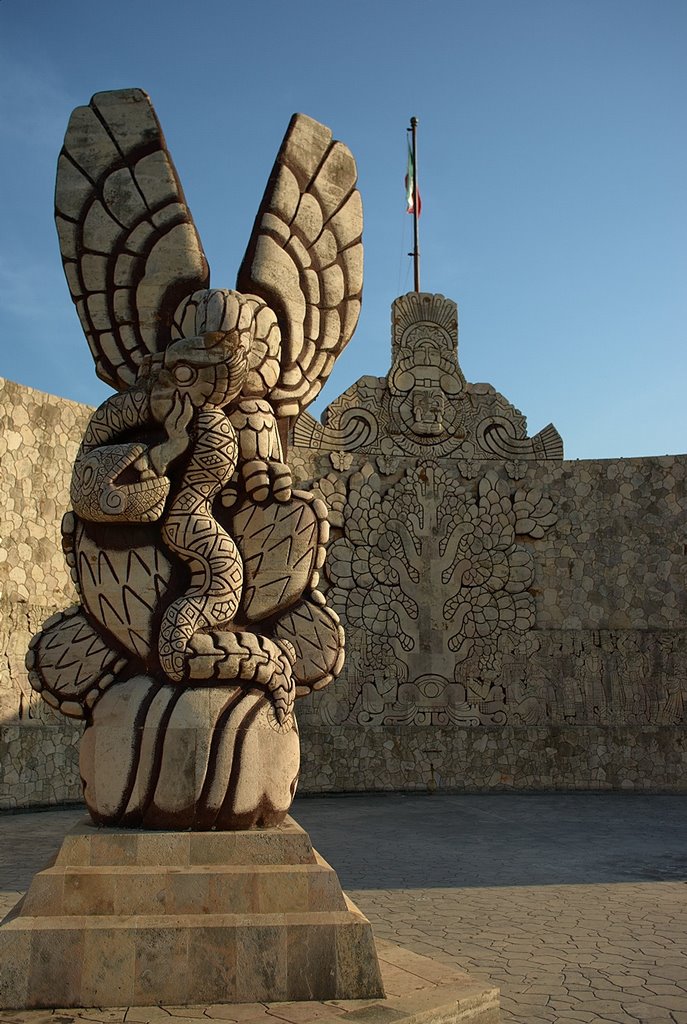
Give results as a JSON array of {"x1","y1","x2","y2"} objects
[{"x1": 0, "y1": 375, "x2": 96, "y2": 413}]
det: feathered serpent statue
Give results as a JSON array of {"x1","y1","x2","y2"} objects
[{"x1": 26, "y1": 89, "x2": 363, "y2": 829}]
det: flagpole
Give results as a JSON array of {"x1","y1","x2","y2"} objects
[{"x1": 409, "y1": 116, "x2": 420, "y2": 291}]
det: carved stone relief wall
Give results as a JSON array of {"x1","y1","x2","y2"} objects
[
  {"x1": 290, "y1": 449, "x2": 686, "y2": 728},
  {"x1": 287, "y1": 291, "x2": 686, "y2": 792},
  {"x1": 292, "y1": 453, "x2": 686, "y2": 791},
  {"x1": 304, "y1": 458, "x2": 557, "y2": 727}
]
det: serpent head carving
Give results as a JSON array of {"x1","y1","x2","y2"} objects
[{"x1": 151, "y1": 329, "x2": 251, "y2": 424}]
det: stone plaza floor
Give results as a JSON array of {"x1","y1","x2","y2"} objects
[{"x1": 1, "y1": 792, "x2": 687, "y2": 1024}]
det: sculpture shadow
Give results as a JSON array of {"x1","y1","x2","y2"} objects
[
  {"x1": 2, "y1": 793, "x2": 687, "y2": 901},
  {"x1": 293, "y1": 791, "x2": 687, "y2": 890}
]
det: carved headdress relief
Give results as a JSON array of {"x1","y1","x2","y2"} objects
[{"x1": 294, "y1": 291, "x2": 563, "y2": 461}]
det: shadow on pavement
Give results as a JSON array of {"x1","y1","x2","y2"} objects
[
  {"x1": 292, "y1": 792, "x2": 687, "y2": 889},
  {"x1": 1, "y1": 793, "x2": 687, "y2": 893}
]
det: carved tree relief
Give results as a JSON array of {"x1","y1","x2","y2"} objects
[{"x1": 313, "y1": 461, "x2": 557, "y2": 726}]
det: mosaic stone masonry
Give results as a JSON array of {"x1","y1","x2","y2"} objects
[{"x1": 0, "y1": 376, "x2": 89, "y2": 809}]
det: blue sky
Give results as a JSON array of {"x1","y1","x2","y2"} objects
[{"x1": 1, "y1": 0, "x2": 685, "y2": 459}]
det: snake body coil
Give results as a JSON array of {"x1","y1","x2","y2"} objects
[{"x1": 158, "y1": 409, "x2": 242, "y2": 680}]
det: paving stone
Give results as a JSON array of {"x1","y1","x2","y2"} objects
[
  {"x1": 162, "y1": 1011, "x2": 210, "y2": 1020},
  {"x1": 264, "y1": 1004, "x2": 348, "y2": 1023},
  {"x1": 205, "y1": 1008, "x2": 277, "y2": 1022},
  {"x1": 78, "y1": 1013, "x2": 128, "y2": 1023},
  {"x1": 124, "y1": 1010, "x2": 175, "y2": 1023},
  {"x1": 633, "y1": 995, "x2": 687, "y2": 1012}
]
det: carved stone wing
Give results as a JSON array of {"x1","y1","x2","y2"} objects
[
  {"x1": 237, "y1": 114, "x2": 363, "y2": 419},
  {"x1": 55, "y1": 89, "x2": 209, "y2": 391}
]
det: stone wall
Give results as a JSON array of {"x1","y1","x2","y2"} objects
[
  {"x1": 294, "y1": 452, "x2": 686, "y2": 793},
  {"x1": 0, "y1": 377, "x2": 89, "y2": 808},
  {"x1": 1, "y1": 333, "x2": 685, "y2": 807},
  {"x1": 290, "y1": 293, "x2": 685, "y2": 794}
]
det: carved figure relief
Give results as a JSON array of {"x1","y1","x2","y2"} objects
[
  {"x1": 26, "y1": 89, "x2": 362, "y2": 829},
  {"x1": 308, "y1": 460, "x2": 558, "y2": 726},
  {"x1": 540, "y1": 630, "x2": 686, "y2": 726},
  {"x1": 293, "y1": 292, "x2": 564, "y2": 461}
]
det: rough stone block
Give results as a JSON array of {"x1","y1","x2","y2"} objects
[
  {"x1": 286, "y1": 922, "x2": 337, "y2": 1001},
  {"x1": 235, "y1": 921, "x2": 288, "y2": 1002},
  {"x1": 186, "y1": 924, "x2": 238, "y2": 1004},
  {"x1": 133, "y1": 923, "x2": 190, "y2": 1006},
  {"x1": 80, "y1": 920, "x2": 135, "y2": 1007},
  {"x1": 0, "y1": 922, "x2": 30, "y2": 1008},
  {"x1": 27, "y1": 921, "x2": 85, "y2": 1007}
]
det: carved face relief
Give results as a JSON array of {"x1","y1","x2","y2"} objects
[{"x1": 388, "y1": 347, "x2": 464, "y2": 444}]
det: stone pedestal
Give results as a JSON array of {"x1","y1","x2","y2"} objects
[{"x1": 0, "y1": 816, "x2": 384, "y2": 1009}]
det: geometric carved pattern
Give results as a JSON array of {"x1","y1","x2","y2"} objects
[
  {"x1": 71, "y1": 442, "x2": 171, "y2": 523},
  {"x1": 274, "y1": 596, "x2": 346, "y2": 695},
  {"x1": 76, "y1": 525, "x2": 173, "y2": 660},
  {"x1": 231, "y1": 492, "x2": 328, "y2": 623},
  {"x1": 157, "y1": 408, "x2": 241, "y2": 682},
  {"x1": 25, "y1": 607, "x2": 125, "y2": 719}
]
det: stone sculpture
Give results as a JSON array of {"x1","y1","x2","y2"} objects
[{"x1": 26, "y1": 89, "x2": 362, "y2": 830}]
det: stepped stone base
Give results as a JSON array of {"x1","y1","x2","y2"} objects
[{"x1": 0, "y1": 816, "x2": 384, "y2": 1009}]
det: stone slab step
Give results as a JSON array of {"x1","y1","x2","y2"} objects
[
  {"x1": 19, "y1": 856, "x2": 346, "y2": 917},
  {"x1": 0, "y1": 936, "x2": 500, "y2": 1023},
  {"x1": 55, "y1": 816, "x2": 316, "y2": 867},
  {"x1": 0, "y1": 905, "x2": 381, "y2": 1008},
  {"x1": 0, "y1": 818, "x2": 385, "y2": 1009}
]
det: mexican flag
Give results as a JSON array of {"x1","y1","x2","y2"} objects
[{"x1": 405, "y1": 141, "x2": 422, "y2": 215}]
